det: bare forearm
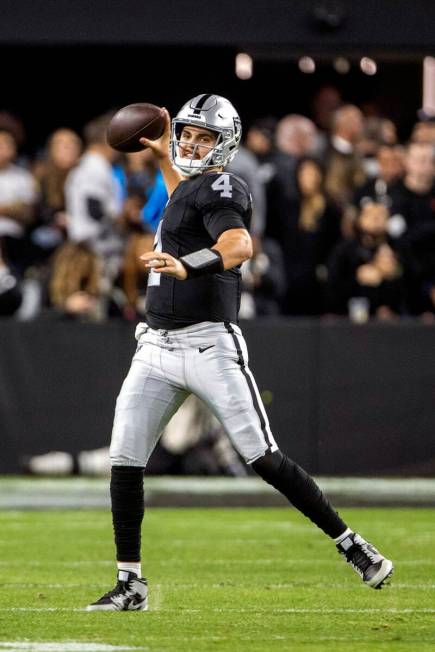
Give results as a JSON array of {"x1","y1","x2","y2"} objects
[
  {"x1": 139, "y1": 108, "x2": 182, "y2": 197},
  {"x1": 159, "y1": 157, "x2": 184, "y2": 197}
]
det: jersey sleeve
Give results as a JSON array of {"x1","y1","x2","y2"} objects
[{"x1": 195, "y1": 173, "x2": 251, "y2": 240}]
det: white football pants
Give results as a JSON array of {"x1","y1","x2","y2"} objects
[{"x1": 110, "y1": 321, "x2": 278, "y2": 467}]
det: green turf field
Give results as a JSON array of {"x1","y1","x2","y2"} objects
[{"x1": 0, "y1": 507, "x2": 434, "y2": 651}]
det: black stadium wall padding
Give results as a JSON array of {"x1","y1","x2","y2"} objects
[
  {"x1": 0, "y1": 319, "x2": 434, "y2": 475},
  {"x1": 0, "y1": 0, "x2": 434, "y2": 51}
]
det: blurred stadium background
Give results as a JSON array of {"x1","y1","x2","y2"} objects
[{"x1": 1, "y1": 2, "x2": 435, "y2": 650}]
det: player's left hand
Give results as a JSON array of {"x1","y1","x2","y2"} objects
[{"x1": 140, "y1": 251, "x2": 188, "y2": 280}]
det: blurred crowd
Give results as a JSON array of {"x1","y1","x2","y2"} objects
[{"x1": 1, "y1": 85, "x2": 435, "y2": 323}]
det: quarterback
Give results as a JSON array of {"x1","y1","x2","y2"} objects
[{"x1": 87, "y1": 94, "x2": 393, "y2": 611}]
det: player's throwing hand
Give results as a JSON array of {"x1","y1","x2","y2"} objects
[{"x1": 139, "y1": 108, "x2": 171, "y2": 159}]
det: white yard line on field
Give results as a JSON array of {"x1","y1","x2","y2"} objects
[
  {"x1": 168, "y1": 581, "x2": 434, "y2": 590},
  {"x1": 0, "y1": 607, "x2": 434, "y2": 615},
  {"x1": 1, "y1": 558, "x2": 434, "y2": 567},
  {"x1": 0, "y1": 608, "x2": 84, "y2": 612},
  {"x1": 0, "y1": 644, "x2": 146, "y2": 652},
  {"x1": 152, "y1": 558, "x2": 435, "y2": 566},
  {"x1": 0, "y1": 561, "x2": 112, "y2": 566},
  {"x1": 4, "y1": 581, "x2": 435, "y2": 590},
  {"x1": 2, "y1": 584, "x2": 105, "y2": 589}
]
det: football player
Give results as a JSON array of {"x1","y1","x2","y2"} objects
[{"x1": 87, "y1": 95, "x2": 393, "y2": 611}]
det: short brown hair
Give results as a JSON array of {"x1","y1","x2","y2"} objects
[{"x1": 83, "y1": 112, "x2": 115, "y2": 146}]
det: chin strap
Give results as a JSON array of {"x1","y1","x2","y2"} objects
[{"x1": 174, "y1": 157, "x2": 204, "y2": 176}]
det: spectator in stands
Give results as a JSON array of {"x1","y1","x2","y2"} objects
[
  {"x1": 113, "y1": 149, "x2": 164, "y2": 318},
  {"x1": 245, "y1": 118, "x2": 284, "y2": 239},
  {"x1": 32, "y1": 128, "x2": 82, "y2": 262},
  {"x1": 310, "y1": 85, "x2": 342, "y2": 156},
  {"x1": 411, "y1": 119, "x2": 435, "y2": 146},
  {"x1": 245, "y1": 118, "x2": 276, "y2": 162},
  {"x1": 353, "y1": 144, "x2": 405, "y2": 209},
  {"x1": 0, "y1": 127, "x2": 37, "y2": 274},
  {"x1": 326, "y1": 202, "x2": 413, "y2": 318},
  {"x1": 119, "y1": 206, "x2": 153, "y2": 317},
  {"x1": 272, "y1": 157, "x2": 341, "y2": 315},
  {"x1": 48, "y1": 241, "x2": 102, "y2": 320},
  {"x1": 63, "y1": 113, "x2": 124, "y2": 317},
  {"x1": 227, "y1": 144, "x2": 266, "y2": 236},
  {"x1": 265, "y1": 115, "x2": 318, "y2": 242},
  {"x1": 388, "y1": 141, "x2": 435, "y2": 312},
  {"x1": 388, "y1": 141, "x2": 435, "y2": 234},
  {"x1": 324, "y1": 105, "x2": 366, "y2": 206},
  {"x1": 276, "y1": 114, "x2": 318, "y2": 160},
  {"x1": 123, "y1": 148, "x2": 167, "y2": 234},
  {"x1": 65, "y1": 112, "x2": 123, "y2": 261},
  {"x1": 0, "y1": 111, "x2": 27, "y2": 161},
  {"x1": 239, "y1": 236, "x2": 286, "y2": 317},
  {"x1": 358, "y1": 117, "x2": 399, "y2": 178},
  {"x1": 311, "y1": 85, "x2": 342, "y2": 133}
]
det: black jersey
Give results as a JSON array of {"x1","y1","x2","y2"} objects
[{"x1": 145, "y1": 171, "x2": 252, "y2": 330}]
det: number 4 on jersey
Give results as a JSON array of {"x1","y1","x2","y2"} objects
[{"x1": 211, "y1": 174, "x2": 233, "y2": 198}]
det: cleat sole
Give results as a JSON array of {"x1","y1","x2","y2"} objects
[
  {"x1": 374, "y1": 566, "x2": 394, "y2": 590},
  {"x1": 370, "y1": 560, "x2": 394, "y2": 589}
]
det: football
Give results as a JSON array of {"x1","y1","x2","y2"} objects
[{"x1": 106, "y1": 103, "x2": 166, "y2": 153}]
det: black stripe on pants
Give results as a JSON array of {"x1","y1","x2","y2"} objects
[{"x1": 224, "y1": 322, "x2": 273, "y2": 453}]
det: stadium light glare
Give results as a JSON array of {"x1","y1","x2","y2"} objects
[
  {"x1": 298, "y1": 57, "x2": 316, "y2": 74},
  {"x1": 360, "y1": 57, "x2": 377, "y2": 75},
  {"x1": 333, "y1": 57, "x2": 350, "y2": 74},
  {"x1": 235, "y1": 53, "x2": 253, "y2": 80}
]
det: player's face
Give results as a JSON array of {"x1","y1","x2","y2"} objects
[{"x1": 178, "y1": 126, "x2": 217, "y2": 160}]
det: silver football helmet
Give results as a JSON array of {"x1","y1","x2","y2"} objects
[{"x1": 170, "y1": 94, "x2": 242, "y2": 177}]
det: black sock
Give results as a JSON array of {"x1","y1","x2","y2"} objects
[
  {"x1": 252, "y1": 450, "x2": 347, "y2": 538},
  {"x1": 110, "y1": 465, "x2": 145, "y2": 562}
]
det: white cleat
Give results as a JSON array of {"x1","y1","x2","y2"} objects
[
  {"x1": 337, "y1": 532, "x2": 394, "y2": 589},
  {"x1": 86, "y1": 570, "x2": 148, "y2": 611}
]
